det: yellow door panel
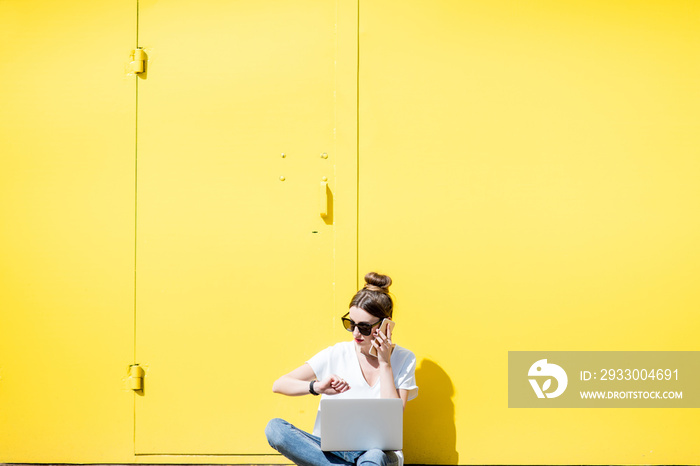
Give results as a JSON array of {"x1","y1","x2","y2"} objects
[
  {"x1": 0, "y1": 0, "x2": 136, "y2": 462},
  {"x1": 359, "y1": 1, "x2": 700, "y2": 464},
  {"x1": 135, "y1": 0, "x2": 354, "y2": 455}
]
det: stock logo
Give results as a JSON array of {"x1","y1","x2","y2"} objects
[{"x1": 528, "y1": 359, "x2": 568, "y2": 398}]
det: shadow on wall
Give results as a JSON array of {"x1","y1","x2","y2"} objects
[{"x1": 404, "y1": 359, "x2": 458, "y2": 464}]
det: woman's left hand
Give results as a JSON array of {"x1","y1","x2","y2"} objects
[{"x1": 372, "y1": 325, "x2": 393, "y2": 365}]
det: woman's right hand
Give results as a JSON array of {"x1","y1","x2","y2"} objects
[{"x1": 315, "y1": 375, "x2": 350, "y2": 395}]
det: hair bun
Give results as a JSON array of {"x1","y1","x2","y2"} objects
[
  {"x1": 363, "y1": 272, "x2": 392, "y2": 292},
  {"x1": 350, "y1": 272, "x2": 394, "y2": 319}
]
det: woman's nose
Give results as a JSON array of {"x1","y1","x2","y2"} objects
[{"x1": 353, "y1": 326, "x2": 362, "y2": 338}]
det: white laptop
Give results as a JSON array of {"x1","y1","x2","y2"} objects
[{"x1": 320, "y1": 398, "x2": 403, "y2": 451}]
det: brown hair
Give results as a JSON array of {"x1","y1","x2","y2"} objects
[{"x1": 348, "y1": 272, "x2": 394, "y2": 319}]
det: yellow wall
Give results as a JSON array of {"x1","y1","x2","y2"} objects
[
  {"x1": 0, "y1": 0, "x2": 136, "y2": 460},
  {"x1": 1, "y1": 0, "x2": 698, "y2": 464},
  {"x1": 359, "y1": 1, "x2": 700, "y2": 464}
]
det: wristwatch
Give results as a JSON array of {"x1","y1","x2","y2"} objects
[{"x1": 309, "y1": 379, "x2": 319, "y2": 396}]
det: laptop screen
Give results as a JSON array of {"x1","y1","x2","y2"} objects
[{"x1": 320, "y1": 398, "x2": 403, "y2": 451}]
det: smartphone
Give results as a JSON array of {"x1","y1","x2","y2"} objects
[{"x1": 369, "y1": 319, "x2": 395, "y2": 357}]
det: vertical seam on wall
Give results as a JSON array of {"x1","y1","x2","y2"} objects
[
  {"x1": 133, "y1": 0, "x2": 139, "y2": 454},
  {"x1": 356, "y1": 0, "x2": 360, "y2": 290}
]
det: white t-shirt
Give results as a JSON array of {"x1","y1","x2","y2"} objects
[{"x1": 306, "y1": 341, "x2": 419, "y2": 437}]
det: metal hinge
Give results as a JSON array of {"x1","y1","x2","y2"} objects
[
  {"x1": 128, "y1": 48, "x2": 146, "y2": 74},
  {"x1": 128, "y1": 364, "x2": 145, "y2": 391}
]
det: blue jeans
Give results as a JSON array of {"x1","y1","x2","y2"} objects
[{"x1": 265, "y1": 418, "x2": 399, "y2": 466}]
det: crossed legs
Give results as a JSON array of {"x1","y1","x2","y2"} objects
[{"x1": 265, "y1": 418, "x2": 398, "y2": 466}]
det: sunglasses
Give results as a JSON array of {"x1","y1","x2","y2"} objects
[{"x1": 341, "y1": 312, "x2": 382, "y2": 336}]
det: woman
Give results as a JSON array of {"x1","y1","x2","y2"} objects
[{"x1": 265, "y1": 272, "x2": 418, "y2": 466}]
